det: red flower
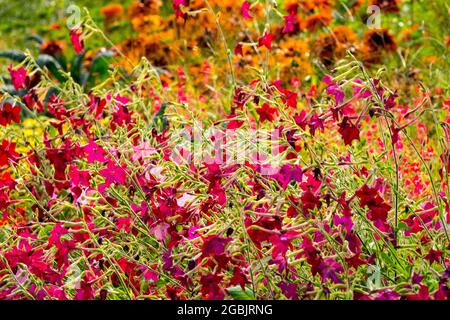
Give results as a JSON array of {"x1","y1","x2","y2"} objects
[
  {"x1": 8, "y1": 65, "x2": 28, "y2": 91},
  {"x1": 0, "y1": 140, "x2": 19, "y2": 166},
  {"x1": 241, "y1": 1, "x2": 252, "y2": 19},
  {"x1": 0, "y1": 103, "x2": 21, "y2": 126},
  {"x1": 406, "y1": 285, "x2": 431, "y2": 300},
  {"x1": 256, "y1": 103, "x2": 278, "y2": 122},
  {"x1": 258, "y1": 32, "x2": 276, "y2": 50},
  {"x1": 301, "y1": 189, "x2": 322, "y2": 215},
  {"x1": 111, "y1": 95, "x2": 133, "y2": 130},
  {"x1": 88, "y1": 96, "x2": 106, "y2": 119},
  {"x1": 229, "y1": 266, "x2": 249, "y2": 289},
  {"x1": 70, "y1": 28, "x2": 84, "y2": 54}
]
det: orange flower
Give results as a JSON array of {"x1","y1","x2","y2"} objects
[
  {"x1": 40, "y1": 40, "x2": 65, "y2": 56},
  {"x1": 312, "y1": 26, "x2": 358, "y2": 67},
  {"x1": 129, "y1": 0, "x2": 162, "y2": 18},
  {"x1": 304, "y1": 11, "x2": 332, "y2": 32},
  {"x1": 49, "y1": 23, "x2": 61, "y2": 30},
  {"x1": 300, "y1": 0, "x2": 333, "y2": 13},
  {"x1": 364, "y1": 29, "x2": 397, "y2": 52},
  {"x1": 100, "y1": 4, "x2": 124, "y2": 18}
]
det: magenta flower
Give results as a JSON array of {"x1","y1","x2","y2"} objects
[
  {"x1": 271, "y1": 164, "x2": 303, "y2": 189},
  {"x1": 323, "y1": 75, "x2": 345, "y2": 105},
  {"x1": 8, "y1": 65, "x2": 28, "y2": 91},
  {"x1": 241, "y1": 1, "x2": 252, "y2": 19},
  {"x1": 282, "y1": 12, "x2": 297, "y2": 33},
  {"x1": 70, "y1": 28, "x2": 84, "y2": 54},
  {"x1": 84, "y1": 140, "x2": 107, "y2": 163},
  {"x1": 99, "y1": 160, "x2": 128, "y2": 189}
]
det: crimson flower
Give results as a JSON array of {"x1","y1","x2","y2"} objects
[
  {"x1": 406, "y1": 285, "x2": 431, "y2": 300},
  {"x1": 234, "y1": 43, "x2": 243, "y2": 56},
  {"x1": 356, "y1": 184, "x2": 391, "y2": 232},
  {"x1": 258, "y1": 32, "x2": 276, "y2": 50},
  {"x1": 338, "y1": 117, "x2": 360, "y2": 146},
  {"x1": 424, "y1": 249, "x2": 442, "y2": 264},
  {"x1": 200, "y1": 273, "x2": 224, "y2": 300},
  {"x1": 0, "y1": 103, "x2": 21, "y2": 126},
  {"x1": 301, "y1": 189, "x2": 322, "y2": 216},
  {"x1": 229, "y1": 267, "x2": 249, "y2": 289}
]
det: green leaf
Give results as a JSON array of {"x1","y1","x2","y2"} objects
[
  {"x1": 153, "y1": 101, "x2": 168, "y2": 131},
  {"x1": 87, "y1": 49, "x2": 114, "y2": 86},
  {"x1": 0, "y1": 50, "x2": 27, "y2": 62},
  {"x1": 37, "y1": 54, "x2": 66, "y2": 83},
  {"x1": 397, "y1": 222, "x2": 409, "y2": 231},
  {"x1": 70, "y1": 51, "x2": 87, "y2": 86},
  {"x1": 226, "y1": 286, "x2": 255, "y2": 300},
  {"x1": 25, "y1": 34, "x2": 44, "y2": 45}
]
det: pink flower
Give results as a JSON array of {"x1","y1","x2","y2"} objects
[
  {"x1": 323, "y1": 75, "x2": 345, "y2": 105},
  {"x1": 132, "y1": 141, "x2": 156, "y2": 161},
  {"x1": 173, "y1": 0, "x2": 188, "y2": 19}
]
